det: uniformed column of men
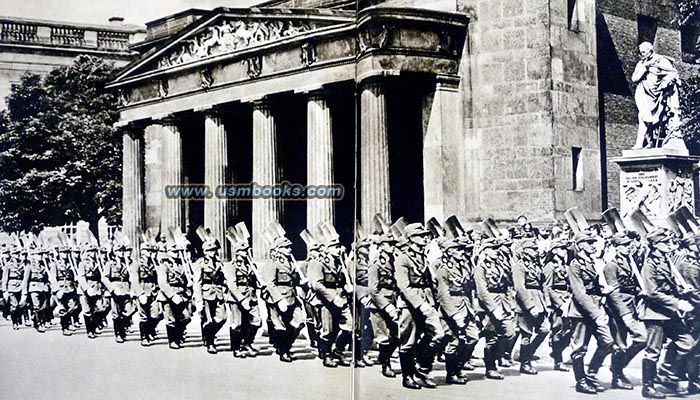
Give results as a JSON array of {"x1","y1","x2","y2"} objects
[{"x1": 2, "y1": 205, "x2": 700, "y2": 399}]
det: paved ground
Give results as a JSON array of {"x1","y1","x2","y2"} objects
[{"x1": 1, "y1": 316, "x2": 699, "y2": 400}]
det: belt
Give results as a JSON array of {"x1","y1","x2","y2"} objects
[
  {"x1": 275, "y1": 282, "x2": 293, "y2": 287},
  {"x1": 619, "y1": 287, "x2": 638, "y2": 295},
  {"x1": 488, "y1": 288, "x2": 507, "y2": 294},
  {"x1": 449, "y1": 290, "x2": 466, "y2": 296},
  {"x1": 552, "y1": 285, "x2": 568, "y2": 291},
  {"x1": 323, "y1": 283, "x2": 340, "y2": 289},
  {"x1": 525, "y1": 285, "x2": 543, "y2": 290},
  {"x1": 109, "y1": 278, "x2": 129, "y2": 282},
  {"x1": 586, "y1": 290, "x2": 603, "y2": 296}
]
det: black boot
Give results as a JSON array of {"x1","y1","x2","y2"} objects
[
  {"x1": 114, "y1": 318, "x2": 125, "y2": 343},
  {"x1": 243, "y1": 326, "x2": 259, "y2": 357},
  {"x1": 140, "y1": 321, "x2": 151, "y2": 346},
  {"x1": 573, "y1": 357, "x2": 597, "y2": 394},
  {"x1": 642, "y1": 359, "x2": 666, "y2": 399},
  {"x1": 378, "y1": 344, "x2": 397, "y2": 378},
  {"x1": 60, "y1": 315, "x2": 71, "y2": 336},
  {"x1": 84, "y1": 315, "x2": 96, "y2": 338},
  {"x1": 399, "y1": 351, "x2": 421, "y2": 389},
  {"x1": 166, "y1": 325, "x2": 180, "y2": 349},
  {"x1": 333, "y1": 330, "x2": 352, "y2": 367},
  {"x1": 231, "y1": 329, "x2": 245, "y2": 358},
  {"x1": 446, "y1": 353, "x2": 467, "y2": 385},
  {"x1": 611, "y1": 352, "x2": 633, "y2": 390}
]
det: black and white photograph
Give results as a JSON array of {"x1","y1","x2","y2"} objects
[{"x1": 0, "y1": 0, "x2": 699, "y2": 399}]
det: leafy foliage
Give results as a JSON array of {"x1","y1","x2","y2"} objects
[{"x1": 0, "y1": 55, "x2": 122, "y2": 233}]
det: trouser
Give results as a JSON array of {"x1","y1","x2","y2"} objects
[
  {"x1": 7, "y1": 291, "x2": 24, "y2": 326},
  {"x1": 303, "y1": 300, "x2": 320, "y2": 348},
  {"x1": 80, "y1": 294, "x2": 104, "y2": 335},
  {"x1": 518, "y1": 311, "x2": 551, "y2": 364},
  {"x1": 201, "y1": 298, "x2": 227, "y2": 347},
  {"x1": 28, "y1": 291, "x2": 50, "y2": 329},
  {"x1": 591, "y1": 311, "x2": 647, "y2": 376},
  {"x1": 549, "y1": 308, "x2": 573, "y2": 364},
  {"x1": 370, "y1": 306, "x2": 399, "y2": 365},
  {"x1": 354, "y1": 298, "x2": 374, "y2": 361},
  {"x1": 317, "y1": 302, "x2": 353, "y2": 358},
  {"x1": 481, "y1": 311, "x2": 517, "y2": 372},
  {"x1": 229, "y1": 299, "x2": 262, "y2": 351},
  {"x1": 268, "y1": 300, "x2": 305, "y2": 355},
  {"x1": 569, "y1": 314, "x2": 615, "y2": 383},
  {"x1": 398, "y1": 305, "x2": 445, "y2": 376},
  {"x1": 56, "y1": 292, "x2": 80, "y2": 330},
  {"x1": 110, "y1": 294, "x2": 135, "y2": 339},
  {"x1": 137, "y1": 295, "x2": 163, "y2": 340},
  {"x1": 644, "y1": 318, "x2": 695, "y2": 382},
  {"x1": 161, "y1": 298, "x2": 192, "y2": 344},
  {"x1": 442, "y1": 310, "x2": 480, "y2": 376}
]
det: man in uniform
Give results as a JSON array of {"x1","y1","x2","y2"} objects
[
  {"x1": 22, "y1": 245, "x2": 51, "y2": 333},
  {"x1": 543, "y1": 239, "x2": 573, "y2": 371},
  {"x1": 566, "y1": 229, "x2": 615, "y2": 394},
  {"x1": 224, "y1": 224, "x2": 263, "y2": 358},
  {"x1": 368, "y1": 229, "x2": 400, "y2": 378},
  {"x1": 474, "y1": 231, "x2": 517, "y2": 380},
  {"x1": 598, "y1": 229, "x2": 647, "y2": 390},
  {"x1": 395, "y1": 222, "x2": 445, "y2": 389},
  {"x1": 263, "y1": 222, "x2": 306, "y2": 362},
  {"x1": 77, "y1": 244, "x2": 105, "y2": 338},
  {"x1": 3, "y1": 246, "x2": 27, "y2": 330},
  {"x1": 193, "y1": 235, "x2": 227, "y2": 354},
  {"x1": 511, "y1": 238, "x2": 550, "y2": 375},
  {"x1": 306, "y1": 223, "x2": 353, "y2": 368},
  {"x1": 49, "y1": 244, "x2": 80, "y2": 336},
  {"x1": 102, "y1": 241, "x2": 135, "y2": 343},
  {"x1": 135, "y1": 242, "x2": 162, "y2": 346},
  {"x1": 155, "y1": 246, "x2": 192, "y2": 350},
  {"x1": 352, "y1": 230, "x2": 375, "y2": 368},
  {"x1": 434, "y1": 235, "x2": 476, "y2": 384},
  {"x1": 640, "y1": 226, "x2": 695, "y2": 398}
]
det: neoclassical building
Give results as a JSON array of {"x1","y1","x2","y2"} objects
[{"x1": 107, "y1": 0, "x2": 699, "y2": 258}]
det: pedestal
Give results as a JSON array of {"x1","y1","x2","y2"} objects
[{"x1": 611, "y1": 148, "x2": 699, "y2": 225}]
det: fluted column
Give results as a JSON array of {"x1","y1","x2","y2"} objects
[
  {"x1": 360, "y1": 80, "x2": 391, "y2": 229},
  {"x1": 307, "y1": 90, "x2": 334, "y2": 231},
  {"x1": 159, "y1": 116, "x2": 184, "y2": 232},
  {"x1": 204, "y1": 109, "x2": 229, "y2": 258},
  {"x1": 122, "y1": 124, "x2": 144, "y2": 253},
  {"x1": 252, "y1": 99, "x2": 279, "y2": 259}
]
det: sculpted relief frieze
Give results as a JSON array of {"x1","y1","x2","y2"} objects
[{"x1": 158, "y1": 19, "x2": 320, "y2": 69}]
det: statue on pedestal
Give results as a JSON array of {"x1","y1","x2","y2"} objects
[{"x1": 632, "y1": 42, "x2": 685, "y2": 151}]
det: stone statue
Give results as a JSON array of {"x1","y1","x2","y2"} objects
[{"x1": 631, "y1": 42, "x2": 685, "y2": 150}]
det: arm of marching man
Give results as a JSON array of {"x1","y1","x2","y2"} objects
[
  {"x1": 642, "y1": 257, "x2": 679, "y2": 316},
  {"x1": 567, "y1": 260, "x2": 602, "y2": 320},
  {"x1": 511, "y1": 261, "x2": 537, "y2": 316},
  {"x1": 368, "y1": 261, "x2": 395, "y2": 314},
  {"x1": 394, "y1": 253, "x2": 427, "y2": 310},
  {"x1": 474, "y1": 260, "x2": 498, "y2": 315},
  {"x1": 435, "y1": 264, "x2": 460, "y2": 318},
  {"x1": 155, "y1": 262, "x2": 175, "y2": 299},
  {"x1": 603, "y1": 261, "x2": 632, "y2": 317},
  {"x1": 222, "y1": 262, "x2": 245, "y2": 304},
  {"x1": 307, "y1": 259, "x2": 336, "y2": 304},
  {"x1": 543, "y1": 263, "x2": 563, "y2": 310}
]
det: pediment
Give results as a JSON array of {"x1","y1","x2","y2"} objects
[{"x1": 113, "y1": 7, "x2": 355, "y2": 83}]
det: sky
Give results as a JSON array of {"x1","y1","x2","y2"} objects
[{"x1": 0, "y1": 0, "x2": 259, "y2": 27}]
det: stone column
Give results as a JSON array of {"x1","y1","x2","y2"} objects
[
  {"x1": 159, "y1": 116, "x2": 184, "y2": 232},
  {"x1": 360, "y1": 80, "x2": 391, "y2": 230},
  {"x1": 203, "y1": 109, "x2": 229, "y2": 258},
  {"x1": 306, "y1": 90, "x2": 334, "y2": 231},
  {"x1": 121, "y1": 124, "x2": 144, "y2": 253},
  {"x1": 252, "y1": 99, "x2": 279, "y2": 258},
  {"x1": 422, "y1": 75, "x2": 462, "y2": 223}
]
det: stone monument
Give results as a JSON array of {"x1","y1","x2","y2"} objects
[{"x1": 611, "y1": 42, "x2": 698, "y2": 224}]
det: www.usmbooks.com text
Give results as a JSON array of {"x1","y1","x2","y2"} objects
[{"x1": 164, "y1": 182, "x2": 344, "y2": 200}]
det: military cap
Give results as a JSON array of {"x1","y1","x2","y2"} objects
[
  {"x1": 646, "y1": 228, "x2": 673, "y2": 244},
  {"x1": 573, "y1": 230, "x2": 597, "y2": 243},
  {"x1": 404, "y1": 223, "x2": 431, "y2": 238},
  {"x1": 202, "y1": 239, "x2": 220, "y2": 251},
  {"x1": 610, "y1": 232, "x2": 632, "y2": 246}
]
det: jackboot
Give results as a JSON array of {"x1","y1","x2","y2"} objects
[
  {"x1": 642, "y1": 359, "x2": 666, "y2": 399},
  {"x1": 573, "y1": 357, "x2": 597, "y2": 394},
  {"x1": 399, "y1": 351, "x2": 420, "y2": 389}
]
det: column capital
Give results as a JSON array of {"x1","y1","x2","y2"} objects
[
  {"x1": 195, "y1": 104, "x2": 226, "y2": 117},
  {"x1": 151, "y1": 113, "x2": 181, "y2": 125},
  {"x1": 357, "y1": 69, "x2": 400, "y2": 87},
  {"x1": 435, "y1": 74, "x2": 460, "y2": 92}
]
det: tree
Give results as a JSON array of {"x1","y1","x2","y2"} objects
[
  {"x1": 0, "y1": 55, "x2": 122, "y2": 233},
  {"x1": 676, "y1": 0, "x2": 700, "y2": 150}
]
